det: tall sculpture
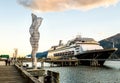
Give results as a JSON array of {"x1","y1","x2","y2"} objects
[
  {"x1": 29, "y1": 13, "x2": 43, "y2": 69},
  {"x1": 14, "y1": 48, "x2": 18, "y2": 61}
]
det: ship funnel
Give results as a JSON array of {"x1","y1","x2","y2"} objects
[{"x1": 59, "y1": 40, "x2": 62, "y2": 46}]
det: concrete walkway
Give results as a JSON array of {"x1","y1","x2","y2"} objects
[{"x1": 0, "y1": 65, "x2": 27, "y2": 83}]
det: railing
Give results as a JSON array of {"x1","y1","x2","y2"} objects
[
  {"x1": 14, "y1": 63, "x2": 41, "y2": 83},
  {"x1": 15, "y1": 60, "x2": 60, "y2": 83}
]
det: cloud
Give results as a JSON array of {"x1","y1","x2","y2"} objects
[{"x1": 17, "y1": 0, "x2": 120, "y2": 12}]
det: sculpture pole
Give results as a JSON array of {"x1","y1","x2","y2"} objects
[
  {"x1": 29, "y1": 13, "x2": 43, "y2": 69},
  {"x1": 14, "y1": 48, "x2": 18, "y2": 61}
]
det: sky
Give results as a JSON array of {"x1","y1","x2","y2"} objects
[{"x1": 0, "y1": 0, "x2": 120, "y2": 57}]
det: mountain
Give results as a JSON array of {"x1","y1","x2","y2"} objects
[{"x1": 99, "y1": 33, "x2": 120, "y2": 58}]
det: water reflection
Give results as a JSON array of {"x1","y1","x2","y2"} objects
[
  {"x1": 45, "y1": 66, "x2": 120, "y2": 83},
  {"x1": 22, "y1": 61, "x2": 120, "y2": 83}
]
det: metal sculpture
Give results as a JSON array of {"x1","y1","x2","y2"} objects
[{"x1": 29, "y1": 13, "x2": 43, "y2": 69}]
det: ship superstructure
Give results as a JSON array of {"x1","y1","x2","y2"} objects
[{"x1": 47, "y1": 35, "x2": 117, "y2": 66}]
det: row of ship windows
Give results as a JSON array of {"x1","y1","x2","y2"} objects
[{"x1": 54, "y1": 51, "x2": 74, "y2": 56}]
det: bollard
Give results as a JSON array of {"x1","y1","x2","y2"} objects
[{"x1": 45, "y1": 70, "x2": 59, "y2": 83}]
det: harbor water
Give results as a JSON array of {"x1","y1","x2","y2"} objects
[
  {"x1": 23, "y1": 61, "x2": 120, "y2": 83},
  {"x1": 45, "y1": 66, "x2": 120, "y2": 83}
]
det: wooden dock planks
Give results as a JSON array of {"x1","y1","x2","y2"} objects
[{"x1": 0, "y1": 65, "x2": 27, "y2": 83}]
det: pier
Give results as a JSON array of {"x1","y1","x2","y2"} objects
[
  {"x1": 18, "y1": 58, "x2": 79, "y2": 67},
  {"x1": 0, "y1": 65, "x2": 27, "y2": 83},
  {"x1": 45, "y1": 59, "x2": 79, "y2": 67},
  {"x1": 0, "y1": 60, "x2": 60, "y2": 83},
  {"x1": 17, "y1": 57, "x2": 120, "y2": 67},
  {"x1": 0, "y1": 60, "x2": 42, "y2": 83}
]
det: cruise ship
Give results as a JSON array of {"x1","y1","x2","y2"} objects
[{"x1": 47, "y1": 35, "x2": 117, "y2": 66}]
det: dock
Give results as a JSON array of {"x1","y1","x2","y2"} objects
[
  {"x1": 0, "y1": 60, "x2": 60, "y2": 83},
  {"x1": 0, "y1": 61, "x2": 41, "y2": 83},
  {"x1": 45, "y1": 59, "x2": 79, "y2": 66},
  {"x1": 0, "y1": 65, "x2": 27, "y2": 83},
  {"x1": 18, "y1": 58, "x2": 79, "y2": 67}
]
